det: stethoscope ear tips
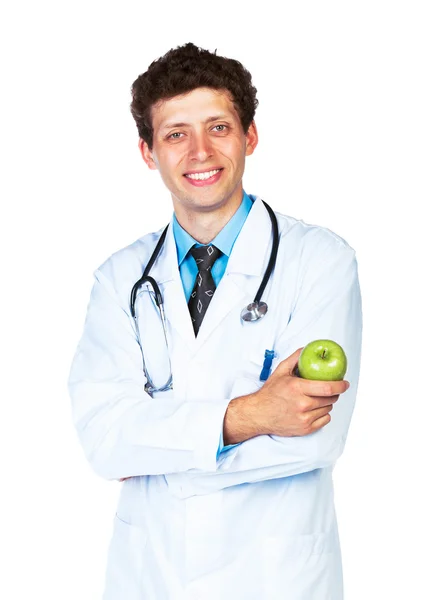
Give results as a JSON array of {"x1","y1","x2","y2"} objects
[{"x1": 240, "y1": 301, "x2": 268, "y2": 322}]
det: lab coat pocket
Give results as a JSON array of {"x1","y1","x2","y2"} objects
[
  {"x1": 260, "y1": 531, "x2": 337, "y2": 599},
  {"x1": 103, "y1": 514, "x2": 148, "y2": 599},
  {"x1": 230, "y1": 348, "x2": 275, "y2": 399}
]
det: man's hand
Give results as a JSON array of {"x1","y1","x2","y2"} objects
[
  {"x1": 253, "y1": 348, "x2": 350, "y2": 437},
  {"x1": 223, "y1": 348, "x2": 350, "y2": 444}
]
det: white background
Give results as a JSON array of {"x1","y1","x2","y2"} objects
[{"x1": 1, "y1": 1, "x2": 420, "y2": 598}]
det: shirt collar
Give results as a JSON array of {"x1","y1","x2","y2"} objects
[{"x1": 172, "y1": 190, "x2": 253, "y2": 266}]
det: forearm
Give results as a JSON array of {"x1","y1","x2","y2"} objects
[
  {"x1": 222, "y1": 393, "x2": 265, "y2": 445},
  {"x1": 70, "y1": 383, "x2": 232, "y2": 481},
  {"x1": 165, "y1": 357, "x2": 360, "y2": 499},
  {"x1": 68, "y1": 271, "x2": 234, "y2": 481}
]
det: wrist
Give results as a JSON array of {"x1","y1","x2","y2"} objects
[{"x1": 223, "y1": 392, "x2": 264, "y2": 445}]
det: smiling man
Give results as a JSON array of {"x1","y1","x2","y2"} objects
[
  {"x1": 68, "y1": 43, "x2": 362, "y2": 599},
  {"x1": 139, "y1": 86, "x2": 258, "y2": 243}
]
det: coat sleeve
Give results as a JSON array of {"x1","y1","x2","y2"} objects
[
  {"x1": 165, "y1": 242, "x2": 363, "y2": 499},
  {"x1": 68, "y1": 268, "x2": 232, "y2": 481}
]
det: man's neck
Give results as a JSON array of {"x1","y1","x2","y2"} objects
[{"x1": 173, "y1": 190, "x2": 244, "y2": 244}]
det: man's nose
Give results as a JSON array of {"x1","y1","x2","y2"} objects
[{"x1": 189, "y1": 131, "x2": 214, "y2": 162}]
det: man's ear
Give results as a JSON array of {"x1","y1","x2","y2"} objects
[
  {"x1": 245, "y1": 120, "x2": 258, "y2": 157},
  {"x1": 138, "y1": 139, "x2": 158, "y2": 170}
]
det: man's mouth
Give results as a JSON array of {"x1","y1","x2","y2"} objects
[{"x1": 184, "y1": 168, "x2": 223, "y2": 181}]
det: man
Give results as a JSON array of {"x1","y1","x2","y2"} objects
[{"x1": 68, "y1": 42, "x2": 362, "y2": 599}]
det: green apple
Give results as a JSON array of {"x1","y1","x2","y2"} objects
[{"x1": 298, "y1": 339, "x2": 347, "y2": 381}]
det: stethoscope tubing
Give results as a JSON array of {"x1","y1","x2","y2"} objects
[
  {"x1": 255, "y1": 201, "x2": 279, "y2": 304},
  {"x1": 130, "y1": 202, "x2": 279, "y2": 319},
  {"x1": 130, "y1": 226, "x2": 169, "y2": 318}
]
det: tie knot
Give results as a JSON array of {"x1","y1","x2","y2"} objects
[{"x1": 190, "y1": 244, "x2": 222, "y2": 271}]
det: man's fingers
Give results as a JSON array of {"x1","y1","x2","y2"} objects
[
  {"x1": 308, "y1": 405, "x2": 334, "y2": 421},
  {"x1": 301, "y1": 380, "x2": 350, "y2": 397},
  {"x1": 274, "y1": 348, "x2": 304, "y2": 377},
  {"x1": 311, "y1": 413, "x2": 332, "y2": 431},
  {"x1": 307, "y1": 395, "x2": 339, "y2": 409}
]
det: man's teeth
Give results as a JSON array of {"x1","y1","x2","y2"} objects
[{"x1": 185, "y1": 169, "x2": 221, "y2": 181}]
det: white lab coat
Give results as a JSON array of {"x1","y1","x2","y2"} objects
[{"x1": 68, "y1": 196, "x2": 362, "y2": 600}]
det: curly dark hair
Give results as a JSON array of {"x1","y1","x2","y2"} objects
[{"x1": 130, "y1": 42, "x2": 259, "y2": 149}]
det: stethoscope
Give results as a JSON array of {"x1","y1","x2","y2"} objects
[{"x1": 130, "y1": 200, "x2": 279, "y2": 394}]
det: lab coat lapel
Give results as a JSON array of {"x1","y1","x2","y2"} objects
[
  {"x1": 148, "y1": 198, "x2": 274, "y2": 353},
  {"x1": 193, "y1": 198, "x2": 274, "y2": 352},
  {"x1": 149, "y1": 223, "x2": 197, "y2": 350}
]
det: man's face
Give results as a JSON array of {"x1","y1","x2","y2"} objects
[{"x1": 139, "y1": 87, "x2": 258, "y2": 216}]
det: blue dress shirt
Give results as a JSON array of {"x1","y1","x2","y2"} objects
[{"x1": 172, "y1": 190, "x2": 253, "y2": 458}]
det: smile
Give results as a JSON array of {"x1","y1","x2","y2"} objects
[{"x1": 185, "y1": 169, "x2": 222, "y2": 181}]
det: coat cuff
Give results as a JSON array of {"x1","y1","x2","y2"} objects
[
  {"x1": 216, "y1": 432, "x2": 241, "y2": 460},
  {"x1": 193, "y1": 398, "x2": 234, "y2": 471}
]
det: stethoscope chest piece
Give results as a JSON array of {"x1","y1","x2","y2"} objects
[{"x1": 241, "y1": 301, "x2": 268, "y2": 322}]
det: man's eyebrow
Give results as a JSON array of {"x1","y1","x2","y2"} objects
[{"x1": 161, "y1": 115, "x2": 231, "y2": 131}]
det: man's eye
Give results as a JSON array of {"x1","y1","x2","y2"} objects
[
  {"x1": 168, "y1": 132, "x2": 183, "y2": 139},
  {"x1": 213, "y1": 124, "x2": 227, "y2": 132}
]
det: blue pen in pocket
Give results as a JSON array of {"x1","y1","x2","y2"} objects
[{"x1": 259, "y1": 349, "x2": 276, "y2": 381}]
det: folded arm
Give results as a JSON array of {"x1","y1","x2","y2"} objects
[
  {"x1": 165, "y1": 243, "x2": 363, "y2": 498},
  {"x1": 69, "y1": 241, "x2": 361, "y2": 490},
  {"x1": 68, "y1": 269, "x2": 232, "y2": 481}
]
